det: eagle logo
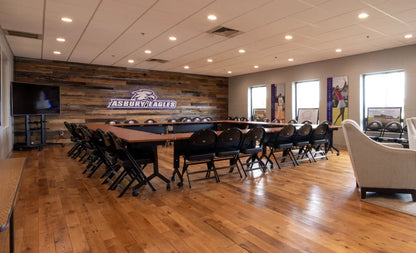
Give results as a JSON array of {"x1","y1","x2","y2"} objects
[{"x1": 131, "y1": 89, "x2": 157, "y2": 101}]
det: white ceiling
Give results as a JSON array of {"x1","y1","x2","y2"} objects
[{"x1": 1, "y1": 0, "x2": 415, "y2": 77}]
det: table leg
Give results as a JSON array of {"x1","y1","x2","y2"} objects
[
  {"x1": 147, "y1": 144, "x2": 171, "y2": 188},
  {"x1": 326, "y1": 128, "x2": 340, "y2": 156},
  {"x1": 172, "y1": 141, "x2": 184, "y2": 186},
  {"x1": 10, "y1": 210, "x2": 14, "y2": 253}
]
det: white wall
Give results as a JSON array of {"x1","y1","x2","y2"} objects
[
  {"x1": 229, "y1": 45, "x2": 416, "y2": 148},
  {"x1": 0, "y1": 30, "x2": 14, "y2": 158}
]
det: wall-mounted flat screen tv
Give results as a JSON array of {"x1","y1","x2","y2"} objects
[{"x1": 12, "y1": 82, "x2": 61, "y2": 116}]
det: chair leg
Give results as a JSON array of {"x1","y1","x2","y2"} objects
[
  {"x1": 210, "y1": 161, "x2": 220, "y2": 183},
  {"x1": 237, "y1": 157, "x2": 248, "y2": 177}
]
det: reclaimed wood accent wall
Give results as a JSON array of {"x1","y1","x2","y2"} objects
[{"x1": 13, "y1": 57, "x2": 228, "y2": 144}]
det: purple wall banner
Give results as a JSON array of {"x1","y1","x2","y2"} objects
[
  {"x1": 327, "y1": 76, "x2": 349, "y2": 125},
  {"x1": 327, "y1": 77, "x2": 333, "y2": 123},
  {"x1": 271, "y1": 84, "x2": 276, "y2": 120}
]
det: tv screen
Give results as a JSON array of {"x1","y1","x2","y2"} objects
[{"x1": 12, "y1": 82, "x2": 61, "y2": 116}]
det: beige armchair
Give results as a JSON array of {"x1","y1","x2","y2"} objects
[
  {"x1": 342, "y1": 119, "x2": 416, "y2": 201},
  {"x1": 406, "y1": 117, "x2": 416, "y2": 150}
]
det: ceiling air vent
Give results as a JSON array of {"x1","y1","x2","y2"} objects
[
  {"x1": 146, "y1": 58, "x2": 168, "y2": 63},
  {"x1": 3, "y1": 29, "x2": 43, "y2": 40},
  {"x1": 208, "y1": 26, "x2": 241, "y2": 38}
]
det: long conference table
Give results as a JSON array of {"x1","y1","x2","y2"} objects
[{"x1": 88, "y1": 120, "x2": 340, "y2": 189}]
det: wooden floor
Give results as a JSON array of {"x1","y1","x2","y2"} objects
[{"x1": 5, "y1": 145, "x2": 416, "y2": 252}]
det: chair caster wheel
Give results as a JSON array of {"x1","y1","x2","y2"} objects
[
  {"x1": 167, "y1": 184, "x2": 171, "y2": 190},
  {"x1": 177, "y1": 182, "x2": 183, "y2": 187},
  {"x1": 132, "y1": 190, "x2": 139, "y2": 196}
]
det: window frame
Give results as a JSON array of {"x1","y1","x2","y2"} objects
[
  {"x1": 248, "y1": 85, "x2": 267, "y2": 120},
  {"x1": 362, "y1": 70, "x2": 405, "y2": 125},
  {"x1": 294, "y1": 80, "x2": 320, "y2": 119}
]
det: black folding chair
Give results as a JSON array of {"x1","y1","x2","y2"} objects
[
  {"x1": 213, "y1": 127, "x2": 243, "y2": 177},
  {"x1": 179, "y1": 129, "x2": 218, "y2": 188},
  {"x1": 237, "y1": 127, "x2": 266, "y2": 176},
  {"x1": 364, "y1": 120, "x2": 383, "y2": 141},
  {"x1": 264, "y1": 125, "x2": 297, "y2": 169},
  {"x1": 107, "y1": 132, "x2": 155, "y2": 197},
  {"x1": 308, "y1": 122, "x2": 330, "y2": 161},
  {"x1": 292, "y1": 124, "x2": 313, "y2": 164},
  {"x1": 378, "y1": 121, "x2": 403, "y2": 143}
]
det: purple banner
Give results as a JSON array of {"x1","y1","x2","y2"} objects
[
  {"x1": 327, "y1": 78, "x2": 333, "y2": 122},
  {"x1": 271, "y1": 84, "x2": 276, "y2": 120}
]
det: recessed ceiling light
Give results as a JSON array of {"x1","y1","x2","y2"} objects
[
  {"x1": 207, "y1": 58, "x2": 213, "y2": 62},
  {"x1": 128, "y1": 59, "x2": 134, "y2": 63},
  {"x1": 358, "y1": 13, "x2": 369, "y2": 19},
  {"x1": 61, "y1": 17, "x2": 73, "y2": 23},
  {"x1": 288, "y1": 58, "x2": 294, "y2": 62},
  {"x1": 227, "y1": 71, "x2": 232, "y2": 74},
  {"x1": 404, "y1": 34, "x2": 413, "y2": 39},
  {"x1": 184, "y1": 65, "x2": 189, "y2": 69},
  {"x1": 53, "y1": 51, "x2": 61, "y2": 55},
  {"x1": 238, "y1": 49, "x2": 246, "y2": 53},
  {"x1": 336, "y1": 48, "x2": 342, "y2": 53},
  {"x1": 254, "y1": 65, "x2": 259, "y2": 69},
  {"x1": 285, "y1": 35, "x2": 293, "y2": 40},
  {"x1": 56, "y1": 37, "x2": 65, "y2": 42},
  {"x1": 207, "y1": 15, "x2": 217, "y2": 21},
  {"x1": 169, "y1": 36, "x2": 177, "y2": 41},
  {"x1": 144, "y1": 50, "x2": 151, "y2": 54}
]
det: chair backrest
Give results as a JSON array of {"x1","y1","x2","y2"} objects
[
  {"x1": 294, "y1": 124, "x2": 313, "y2": 142},
  {"x1": 107, "y1": 131, "x2": 124, "y2": 151},
  {"x1": 382, "y1": 121, "x2": 402, "y2": 133},
  {"x1": 263, "y1": 118, "x2": 270, "y2": 122},
  {"x1": 144, "y1": 119, "x2": 156, "y2": 123},
  {"x1": 406, "y1": 117, "x2": 416, "y2": 150},
  {"x1": 79, "y1": 126, "x2": 95, "y2": 143},
  {"x1": 240, "y1": 127, "x2": 265, "y2": 149},
  {"x1": 276, "y1": 124, "x2": 296, "y2": 144},
  {"x1": 301, "y1": 120, "x2": 312, "y2": 124},
  {"x1": 64, "y1": 121, "x2": 72, "y2": 132},
  {"x1": 124, "y1": 119, "x2": 138, "y2": 124},
  {"x1": 180, "y1": 117, "x2": 192, "y2": 122},
  {"x1": 64, "y1": 121, "x2": 78, "y2": 137},
  {"x1": 168, "y1": 119, "x2": 177, "y2": 123},
  {"x1": 202, "y1": 117, "x2": 212, "y2": 122},
  {"x1": 239, "y1": 117, "x2": 248, "y2": 122},
  {"x1": 311, "y1": 122, "x2": 329, "y2": 141},
  {"x1": 272, "y1": 118, "x2": 281, "y2": 123},
  {"x1": 96, "y1": 128, "x2": 112, "y2": 147},
  {"x1": 320, "y1": 120, "x2": 332, "y2": 125},
  {"x1": 187, "y1": 129, "x2": 217, "y2": 155},
  {"x1": 192, "y1": 117, "x2": 201, "y2": 122},
  {"x1": 216, "y1": 128, "x2": 242, "y2": 151},
  {"x1": 288, "y1": 119, "x2": 297, "y2": 124},
  {"x1": 106, "y1": 120, "x2": 120, "y2": 125},
  {"x1": 365, "y1": 120, "x2": 383, "y2": 132}
]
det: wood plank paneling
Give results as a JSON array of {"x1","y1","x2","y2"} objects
[{"x1": 13, "y1": 57, "x2": 228, "y2": 144}]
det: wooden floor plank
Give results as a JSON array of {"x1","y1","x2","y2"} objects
[{"x1": 7, "y1": 145, "x2": 416, "y2": 252}]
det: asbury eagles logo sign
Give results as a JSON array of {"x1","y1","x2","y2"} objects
[{"x1": 107, "y1": 89, "x2": 176, "y2": 110}]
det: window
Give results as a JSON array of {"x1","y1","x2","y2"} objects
[
  {"x1": 294, "y1": 80, "x2": 319, "y2": 119},
  {"x1": 363, "y1": 71, "x2": 405, "y2": 121},
  {"x1": 249, "y1": 86, "x2": 267, "y2": 120}
]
